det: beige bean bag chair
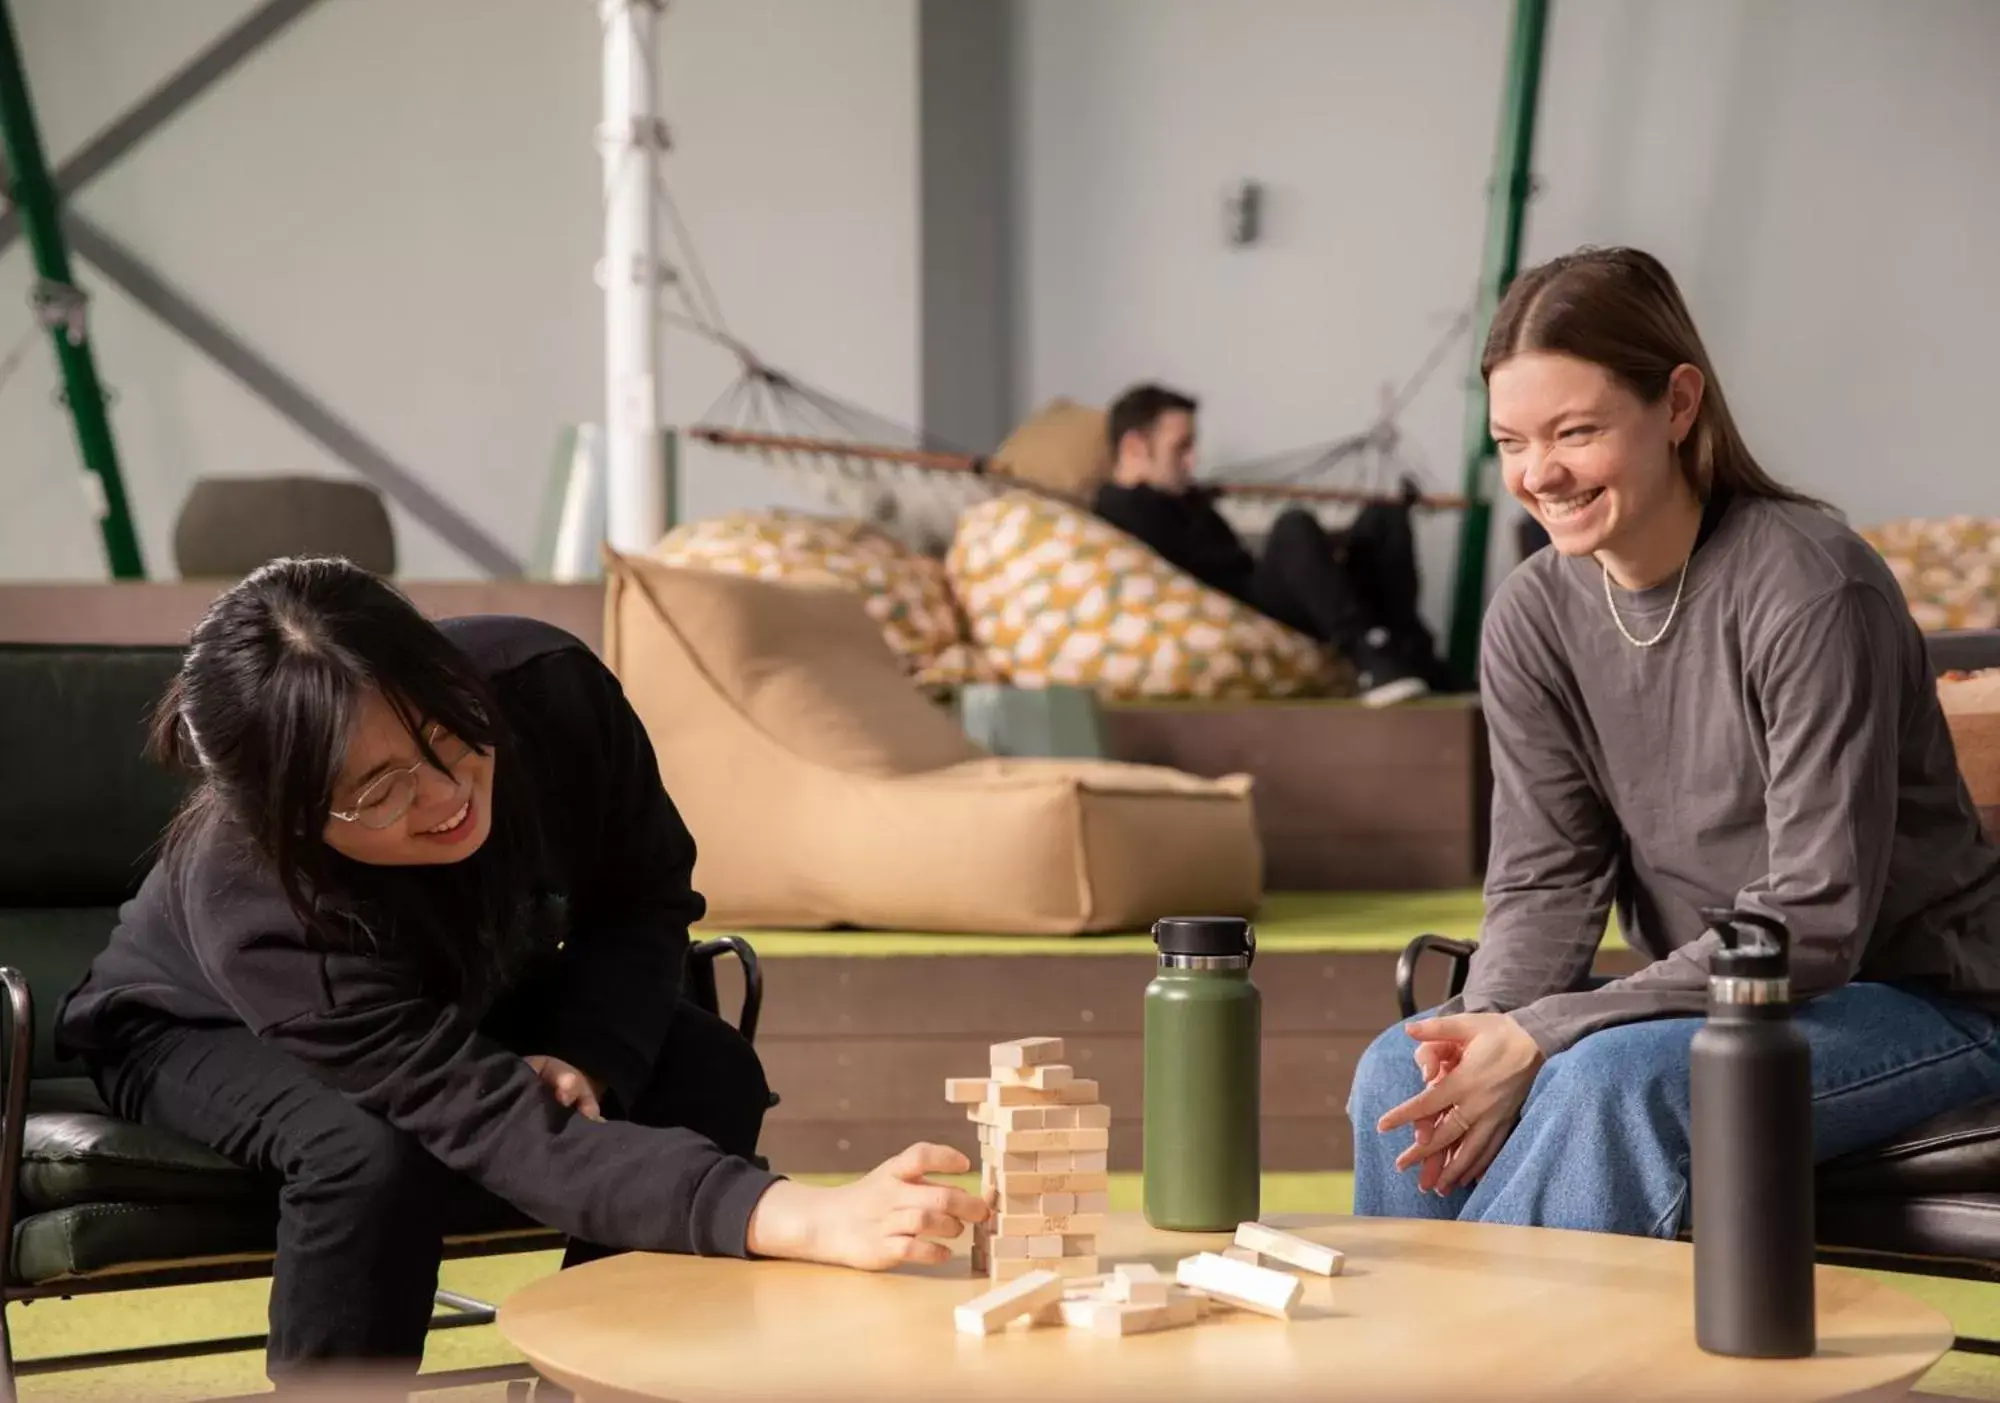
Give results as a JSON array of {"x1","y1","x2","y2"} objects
[{"x1": 603, "y1": 551, "x2": 1262, "y2": 934}]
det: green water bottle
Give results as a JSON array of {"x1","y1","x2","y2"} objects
[{"x1": 1143, "y1": 915, "x2": 1261, "y2": 1231}]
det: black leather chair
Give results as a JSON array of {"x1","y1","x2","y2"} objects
[
  {"x1": 1395, "y1": 627, "x2": 2000, "y2": 1356},
  {"x1": 0, "y1": 642, "x2": 766, "y2": 1392}
]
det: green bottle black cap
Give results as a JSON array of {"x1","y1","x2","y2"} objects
[{"x1": 1153, "y1": 916, "x2": 1254, "y2": 958}]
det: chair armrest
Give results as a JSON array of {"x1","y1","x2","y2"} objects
[
  {"x1": 1, "y1": 965, "x2": 34, "y2": 1281},
  {"x1": 687, "y1": 936, "x2": 764, "y2": 1046},
  {"x1": 1395, "y1": 935, "x2": 1477, "y2": 1020}
]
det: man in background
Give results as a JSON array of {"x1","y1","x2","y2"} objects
[{"x1": 1090, "y1": 382, "x2": 1444, "y2": 705}]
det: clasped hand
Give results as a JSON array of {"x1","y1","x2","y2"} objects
[{"x1": 1375, "y1": 1012, "x2": 1544, "y2": 1195}]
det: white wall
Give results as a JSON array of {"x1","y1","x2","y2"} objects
[
  {"x1": 0, "y1": 0, "x2": 919, "y2": 580},
  {"x1": 1015, "y1": 0, "x2": 2000, "y2": 636}
]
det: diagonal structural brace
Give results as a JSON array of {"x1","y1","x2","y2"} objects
[{"x1": 66, "y1": 218, "x2": 525, "y2": 578}]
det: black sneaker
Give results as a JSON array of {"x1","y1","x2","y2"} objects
[{"x1": 1350, "y1": 626, "x2": 1430, "y2": 707}]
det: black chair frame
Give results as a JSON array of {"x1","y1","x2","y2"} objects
[
  {"x1": 0, "y1": 935, "x2": 768, "y2": 1397},
  {"x1": 1395, "y1": 933, "x2": 2000, "y2": 1358}
]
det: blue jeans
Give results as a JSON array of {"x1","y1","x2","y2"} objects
[{"x1": 1346, "y1": 982, "x2": 2000, "y2": 1238}]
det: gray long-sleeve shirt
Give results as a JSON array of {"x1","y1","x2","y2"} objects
[{"x1": 1455, "y1": 494, "x2": 2000, "y2": 1056}]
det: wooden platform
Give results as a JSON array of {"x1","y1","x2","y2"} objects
[
  {"x1": 713, "y1": 941, "x2": 1640, "y2": 1175},
  {"x1": 1102, "y1": 698, "x2": 1490, "y2": 891}
]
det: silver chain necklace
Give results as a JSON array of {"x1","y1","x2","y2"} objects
[{"x1": 1601, "y1": 554, "x2": 1691, "y2": 648}]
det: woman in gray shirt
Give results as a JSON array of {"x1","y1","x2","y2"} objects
[{"x1": 1348, "y1": 247, "x2": 2000, "y2": 1236}]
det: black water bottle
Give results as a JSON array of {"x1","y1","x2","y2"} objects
[{"x1": 1690, "y1": 910, "x2": 1816, "y2": 1358}]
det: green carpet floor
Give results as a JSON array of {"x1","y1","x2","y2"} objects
[
  {"x1": 696, "y1": 889, "x2": 1523, "y2": 956},
  {"x1": 10, "y1": 1174, "x2": 1996, "y2": 1402}
]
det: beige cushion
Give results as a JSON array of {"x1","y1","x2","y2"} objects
[
  {"x1": 946, "y1": 491, "x2": 1349, "y2": 701},
  {"x1": 989, "y1": 399, "x2": 1113, "y2": 500},
  {"x1": 604, "y1": 552, "x2": 1262, "y2": 933}
]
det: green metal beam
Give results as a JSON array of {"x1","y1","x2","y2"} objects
[
  {"x1": 1445, "y1": 0, "x2": 1549, "y2": 686},
  {"x1": 0, "y1": 0, "x2": 144, "y2": 579}
]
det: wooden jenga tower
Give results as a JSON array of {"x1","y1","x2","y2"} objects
[{"x1": 945, "y1": 1037, "x2": 1110, "y2": 1281}]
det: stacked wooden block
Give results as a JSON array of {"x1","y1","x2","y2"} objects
[{"x1": 945, "y1": 1037, "x2": 1111, "y2": 1282}]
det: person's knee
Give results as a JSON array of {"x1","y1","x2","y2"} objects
[
  {"x1": 1267, "y1": 507, "x2": 1324, "y2": 551},
  {"x1": 1348, "y1": 1019, "x2": 1426, "y2": 1124},
  {"x1": 1534, "y1": 1026, "x2": 1691, "y2": 1128},
  {"x1": 287, "y1": 1111, "x2": 445, "y2": 1207}
]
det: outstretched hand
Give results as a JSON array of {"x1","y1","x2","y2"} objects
[
  {"x1": 746, "y1": 1143, "x2": 991, "y2": 1271},
  {"x1": 1377, "y1": 1012, "x2": 1543, "y2": 1195}
]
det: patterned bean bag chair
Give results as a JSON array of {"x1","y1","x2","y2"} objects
[
  {"x1": 945, "y1": 491, "x2": 1351, "y2": 702},
  {"x1": 1861, "y1": 516, "x2": 2000, "y2": 631},
  {"x1": 653, "y1": 510, "x2": 998, "y2": 691}
]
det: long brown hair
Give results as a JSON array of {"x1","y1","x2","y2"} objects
[{"x1": 1481, "y1": 246, "x2": 1820, "y2": 507}]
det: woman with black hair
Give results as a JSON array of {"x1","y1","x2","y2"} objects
[{"x1": 55, "y1": 558, "x2": 987, "y2": 1388}]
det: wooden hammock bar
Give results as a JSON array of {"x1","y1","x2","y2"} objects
[{"x1": 686, "y1": 426, "x2": 1468, "y2": 511}]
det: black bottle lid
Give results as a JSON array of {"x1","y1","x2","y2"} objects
[
  {"x1": 1153, "y1": 916, "x2": 1255, "y2": 959},
  {"x1": 1704, "y1": 908, "x2": 1790, "y2": 979}
]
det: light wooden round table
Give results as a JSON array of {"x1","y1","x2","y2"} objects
[{"x1": 497, "y1": 1213, "x2": 1953, "y2": 1402}]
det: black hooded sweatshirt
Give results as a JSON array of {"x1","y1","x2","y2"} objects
[{"x1": 56, "y1": 615, "x2": 779, "y2": 1257}]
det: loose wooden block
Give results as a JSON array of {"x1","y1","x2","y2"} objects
[
  {"x1": 1028, "y1": 1234, "x2": 1064, "y2": 1258},
  {"x1": 1166, "y1": 1284, "x2": 1213, "y2": 1317},
  {"x1": 1061, "y1": 1275, "x2": 1110, "y2": 1300},
  {"x1": 945, "y1": 1078, "x2": 990, "y2": 1104},
  {"x1": 1234, "y1": 1221, "x2": 1346, "y2": 1277},
  {"x1": 1074, "y1": 1191, "x2": 1109, "y2": 1213},
  {"x1": 1036, "y1": 1152, "x2": 1072, "y2": 1171},
  {"x1": 1040, "y1": 1193, "x2": 1077, "y2": 1215},
  {"x1": 1175, "y1": 1253, "x2": 1303, "y2": 1319},
  {"x1": 1051, "y1": 1079, "x2": 1101, "y2": 1105},
  {"x1": 1067, "y1": 1299, "x2": 1199, "y2": 1337},
  {"x1": 990, "y1": 1037, "x2": 1064, "y2": 1069},
  {"x1": 954, "y1": 1269, "x2": 1063, "y2": 1336},
  {"x1": 1072, "y1": 1104, "x2": 1111, "y2": 1130},
  {"x1": 996, "y1": 1063, "x2": 1074, "y2": 1090},
  {"x1": 967, "y1": 1103, "x2": 1046, "y2": 1131},
  {"x1": 1071, "y1": 1151, "x2": 1108, "y2": 1172},
  {"x1": 1111, "y1": 1263, "x2": 1168, "y2": 1305},
  {"x1": 995, "y1": 1213, "x2": 1107, "y2": 1238}
]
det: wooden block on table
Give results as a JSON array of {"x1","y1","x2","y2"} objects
[
  {"x1": 968, "y1": 1103, "x2": 1046, "y2": 1131},
  {"x1": 1072, "y1": 1104, "x2": 1111, "y2": 1130},
  {"x1": 945, "y1": 1078, "x2": 990, "y2": 1104},
  {"x1": 990, "y1": 1037, "x2": 1064, "y2": 1069},
  {"x1": 991, "y1": 1255, "x2": 1099, "y2": 1282},
  {"x1": 996, "y1": 1063, "x2": 1073, "y2": 1090},
  {"x1": 1111, "y1": 1262, "x2": 1168, "y2": 1305},
  {"x1": 1221, "y1": 1245, "x2": 1260, "y2": 1265},
  {"x1": 1028, "y1": 1234, "x2": 1063, "y2": 1258},
  {"x1": 1234, "y1": 1221, "x2": 1346, "y2": 1277},
  {"x1": 1071, "y1": 1151, "x2": 1108, "y2": 1172},
  {"x1": 1061, "y1": 1274, "x2": 1110, "y2": 1299},
  {"x1": 995, "y1": 1213, "x2": 1106, "y2": 1238},
  {"x1": 1166, "y1": 1284, "x2": 1213, "y2": 1317},
  {"x1": 954, "y1": 1270, "x2": 1063, "y2": 1336},
  {"x1": 1064, "y1": 1299, "x2": 1199, "y2": 1337},
  {"x1": 1175, "y1": 1253, "x2": 1303, "y2": 1319}
]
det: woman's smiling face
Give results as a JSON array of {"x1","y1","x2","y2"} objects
[{"x1": 322, "y1": 689, "x2": 495, "y2": 866}]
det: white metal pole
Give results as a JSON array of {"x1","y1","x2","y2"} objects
[{"x1": 599, "y1": 0, "x2": 667, "y2": 554}]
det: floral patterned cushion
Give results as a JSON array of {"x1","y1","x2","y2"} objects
[
  {"x1": 1860, "y1": 516, "x2": 2000, "y2": 631},
  {"x1": 945, "y1": 492, "x2": 1349, "y2": 701},
  {"x1": 652, "y1": 510, "x2": 998, "y2": 690}
]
